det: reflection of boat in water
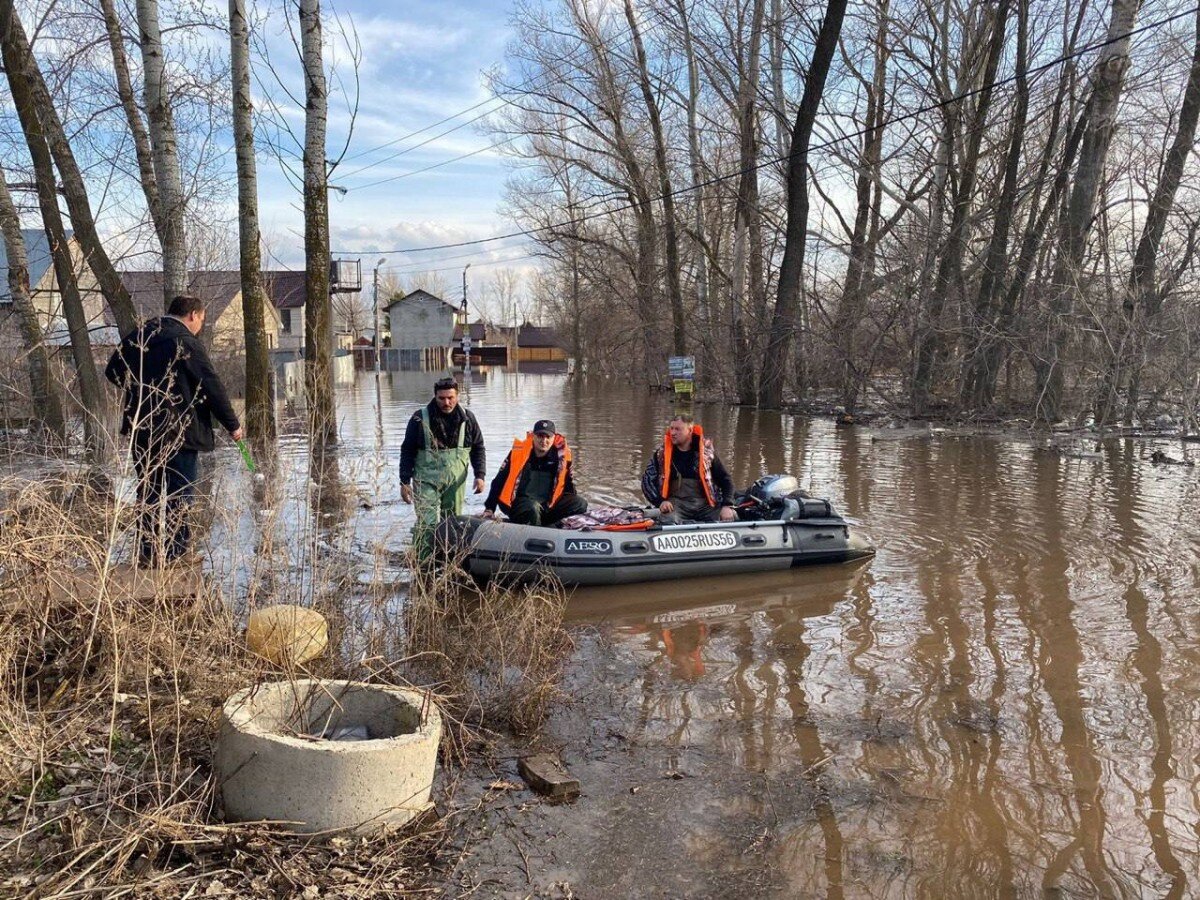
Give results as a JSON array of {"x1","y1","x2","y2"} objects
[
  {"x1": 436, "y1": 514, "x2": 873, "y2": 588},
  {"x1": 565, "y1": 559, "x2": 872, "y2": 627}
]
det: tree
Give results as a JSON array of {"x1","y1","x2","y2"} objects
[
  {"x1": 0, "y1": 167, "x2": 66, "y2": 440},
  {"x1": 300, "y1": 0, "x2": 336, "y2": 446},
  {"x1": 230, "y1": 0, "x2": 275, "y2": 442},
  {"x1": 759, "y1": 0, "x2": 848, "y2": 408},
  {"x1": 0, "y1": 0, "x2": 138, "y2": 335},
  {"x1": 136, "y1": 0, "x2": 189, "y2": 305}
]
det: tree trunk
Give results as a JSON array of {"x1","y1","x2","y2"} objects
[
  {"x1": 0, "y1": 167, "x2": 66, "y2": 441},
  {"x1": 834, "y1": 0, "x2": 889, "y2": 412},
  {"x1": 623, "y1": 0, "x2": 685, "y2": 357},
  {"x1": 136, "y1": 0, "x2": 188, "y2": 305},
  {"x1": 963, "y1": 0, "x2": 1028, "y2": 409},
  {"x1": 730, "y1": 0, "x2": 766, "y2": 405},
  {"x1": 4, "y1": 60, "x2": 107, "y2": 455},
  {"x1": 759, "y1": 0, "x2": 848, "y2": 408},
  {"x1": 230, "y1": 0, "x2": 275, "y2": 443},
  {"x1": 769, "y1": 0, "x2": 788, "y2": 160},
  {"x1": 99, "y1": 0, "x2": 163, "y2": 241},
  {"x1": 673, "y1": 0, "x2": 708, "y2": 370},
  {"x1": 1099, "y1": 2, "x2": 1200, "y2": 425},
  {"x1": 0, "y1": 1, "x2": 137, "y2": 335},
  {"x1": 912, "y1": 0, "x2": 1009, "y2": 414},
  {"x1": 300, "y1": 0, "x2": 336, "y2": 446},
  {"x1": 1038, "y1": 0, "x2": 1143, "y2": 421}
]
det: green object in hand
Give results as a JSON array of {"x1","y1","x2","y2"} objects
[{"x1": 236, "y1": 439, "x2": 256, "y2": 473}]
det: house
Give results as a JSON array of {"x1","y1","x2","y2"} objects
[
  {"x1": 110, "y1": 271, "x2": 282, "y2": 354},
  {"x1": 512, "y1": 323, "x2": 569, "y2": 363},
  {"x1": 385, "y1": 289, "x2": 466, "y2": 352},
  {"x1": 0, "y1": 229, "x2": 106, "y2": 348}
]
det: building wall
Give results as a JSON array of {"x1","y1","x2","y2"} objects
[
  {"x1": 211, "y1": 292, "x2": 281, "y2": 354},
  {"x1": 517, "y1": 346, "x2": 568, "y2": 362},
  {"x1": 388, "y1": 297, "x2": 454, "y2": 351},
  {"x1": 276, "y1": 306, "x2": 306, "y2": 352}
]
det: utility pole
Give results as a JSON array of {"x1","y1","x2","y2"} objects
[
  {"x1": 373, "y1": 256, "x2": 386, "y2": 373},
  {"x1": 461, "y1": 263, "x2": 471, "y2": 379}
]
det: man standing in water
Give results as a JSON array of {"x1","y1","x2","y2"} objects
[
  {"x1": 641, "y1": 413, "x2": 737, "y2": 524},
  {"x1": 105, "y1": 294, "x2": 243, "y2": 566},
  {"x1": 482, "y1": 419, "x2": 587, "y2": 526},
  {"x1": 399, "y1": 377, "x2": 486, "y2": 553}
]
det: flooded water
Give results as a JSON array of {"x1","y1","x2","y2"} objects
[{"x1": 212, "y1": 370, "x2": 1200, "y2": 896}]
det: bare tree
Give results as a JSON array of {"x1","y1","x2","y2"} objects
[
  {"x1": 136, "y1": 0, "x2": 189, "y2": 305},
  {"x1": 0, "y1": 0, "x2": 137, "y2": 335},
  {"x1": 300, "y1": 0, "x2": 336, "y2": 446},
  {"x1": 760, "y1": 0, "x2": 848, "y2": 408},
  {"x1": 0, "y1": 166, "x2": 66, "y2": 440},
  {"x1": 230, "y1": 0, "x2": 275, "y2": 442}
]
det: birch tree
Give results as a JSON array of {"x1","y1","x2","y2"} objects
[
  {"x1": 231, "y1": 0, "x2": 275, "y2": 442},
  {"x1": 136, "y1": 0, "x2": 189, "y2": 305},
  {"x1": 300, "y1": 0, "x2": 337, "y2": 446}
]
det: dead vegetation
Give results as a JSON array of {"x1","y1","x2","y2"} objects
[{"x1": 0, "y1": 470, "x2": 572, "y2": 897}]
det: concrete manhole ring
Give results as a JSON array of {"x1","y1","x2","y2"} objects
[{"x1": 215, "y1": 679, "x2": 441, "y2": 833}]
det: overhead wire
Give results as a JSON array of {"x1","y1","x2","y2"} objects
[{"x1": 332, "y1": 3, "x2": 1198, "y2": 260}]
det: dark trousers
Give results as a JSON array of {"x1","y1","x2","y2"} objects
[
  {"x1": 133, "y1": 442, "x2": 199, "y2": 564},
  {"x1": 502, "y1": 492, "x2": 588, "y2": 527}
]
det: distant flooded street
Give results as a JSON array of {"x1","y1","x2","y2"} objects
[{"x1": 211, "y1": 370, "x2": 1200, "y2": 896}]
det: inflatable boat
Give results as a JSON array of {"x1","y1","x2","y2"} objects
[{"x1": 435, "y1": 474, "x2": 873, "y2": 587}]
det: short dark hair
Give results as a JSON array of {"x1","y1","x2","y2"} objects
[
  {"x1": 670, "y1": 412, "x2": 694, "y2": 425},
  {"x1": 167, "y1": 295, "x2": 205, "y2": 317},
  {"x1": 433, "y1": 377, "x2": 459, "y2": 393}
]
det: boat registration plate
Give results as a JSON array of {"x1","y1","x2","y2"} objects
[{"x1": 651, "y1": 530, "x2": 738, "y2": 553}]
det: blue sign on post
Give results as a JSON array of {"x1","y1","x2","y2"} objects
[{"x1": 669, "y1": 356, "x2": 695, "y2": 394}]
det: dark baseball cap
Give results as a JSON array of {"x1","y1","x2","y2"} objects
[{"x1": 532, "y1": 419, "x2": 556, "y2": 435}]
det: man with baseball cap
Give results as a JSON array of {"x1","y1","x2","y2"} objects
[{"x1": 483, "y1": 419, "x2": 587, "y2": 527}]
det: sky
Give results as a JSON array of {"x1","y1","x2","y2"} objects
[{"x1": 250, "y1": 0, "x2": 535, "y2": 307}]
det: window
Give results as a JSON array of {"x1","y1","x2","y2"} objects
[{"x1": 281, "y1": 309, "x2": 292, "y2": 332}]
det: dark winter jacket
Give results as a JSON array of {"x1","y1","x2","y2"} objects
[
  {"x1": 104, "y1": 316, "x2": 240, "y2": 453},
  {"x1": 641, "y1": 439, "x2": 735, "y2": 507},
  {"x1": 398, "y1": 400, "x2": 486, "y2": 485},
  {"x1": 484, "y1": 443, "x2": 577, "y2": 512}
]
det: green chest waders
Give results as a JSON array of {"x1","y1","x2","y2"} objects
[{"x1": 412, "y1": 408, "x2": 471, "y2": 555}]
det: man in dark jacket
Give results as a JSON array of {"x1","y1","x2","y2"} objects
[
  {"x1": 105, "y1": 294, "x2": 242, "y2": 565},
  {"x1": 641, "y1": 413, "x2": 736, "y2": 524},
  {"x1": 482, "y1": 419, "x2": 587, "y2": 526},
  {"x1": 399, "y1": 377, "x2": 486, "y2": 553}
]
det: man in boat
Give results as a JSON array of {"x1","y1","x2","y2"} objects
[
  {"x1": 399, "y1": 377, "x2": 486, "y2": 553},
  {"x1": 481, "y1": 419, "x2": 587, "y2": 526},
  {"x1": 105, "y1": 294, "x2": 242, "y2": 566},
  {"x1": 641, "y1": 414, "x2": 737, "y2": 524}
]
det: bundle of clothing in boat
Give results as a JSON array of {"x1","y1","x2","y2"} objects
[{"x1": 557, "y1": 506, "x2": 655, "y2": 531}]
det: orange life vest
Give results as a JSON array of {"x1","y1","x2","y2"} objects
[
  {"x1": 499, "y1": 433, "x2": 572, "y2": 507},
  {"x1": 660, "y1": 425, "x2": 716, "y2": 506}
]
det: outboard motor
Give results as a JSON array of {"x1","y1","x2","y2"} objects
[
  {"x1": 741, "y1": 473, "x2": 834, "y2": 521},
  {"x1": 747, "y1": 473, "x2": 800, "y2": 503}
]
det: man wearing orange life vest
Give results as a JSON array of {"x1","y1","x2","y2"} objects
[
  {"x1": 641, "y1": 413, "x2": 737, "y2": 524},
  {"x1": 482, "y1": 419, "x2": 587, "y2": 526}
]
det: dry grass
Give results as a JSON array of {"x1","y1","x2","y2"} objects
[{"x1": 0, "y1": 462, "x2": 572, "y2": 897}]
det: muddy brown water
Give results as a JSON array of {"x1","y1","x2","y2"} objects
[{"x1": 229, "y1": 371, "x2": 1200, "y2": 896}]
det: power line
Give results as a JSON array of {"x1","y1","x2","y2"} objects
[{"x1": 333, "y1": 4, "x2": 1197, "y2": 258}]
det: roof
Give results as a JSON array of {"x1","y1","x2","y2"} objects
[
  {"x1": 110, "y1": 271, "x2": 243, "y2": 324},
  {"x1": 384, "y1": 288, "x2": 461, "y2": 313},
  {"x1": 515, "y1": 324, "x2": 566, "y2": 349},
  {"x1": 105, "y1": 269, "x2": 313, "y2": 324},
  {"x1": 0, "y1": 229, "x2": 59, "y2": 303}
]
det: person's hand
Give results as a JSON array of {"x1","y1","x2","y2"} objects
[
  {"x1": 718, "y1": 505, "x2": 737, "y2": 522},
  {"x1": 230, "y1": 427, "x2": 244, "y2": 442},
  {"x1": 659, "y1": 500, "x2": 674, "y2": 514},
  {"x1": 473, "y1": 478, "x2": 485, "y2": 494},
  {"x1": 480, "y1": 509, "x2": 495, "y2": 519},
  {"x1": 400, "y1": 484, "x2": 414, "y2": 504}
]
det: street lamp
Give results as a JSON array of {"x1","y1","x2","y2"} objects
[{"x1": 373, "y1": 257, "x2": 387, "y2": 373}]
